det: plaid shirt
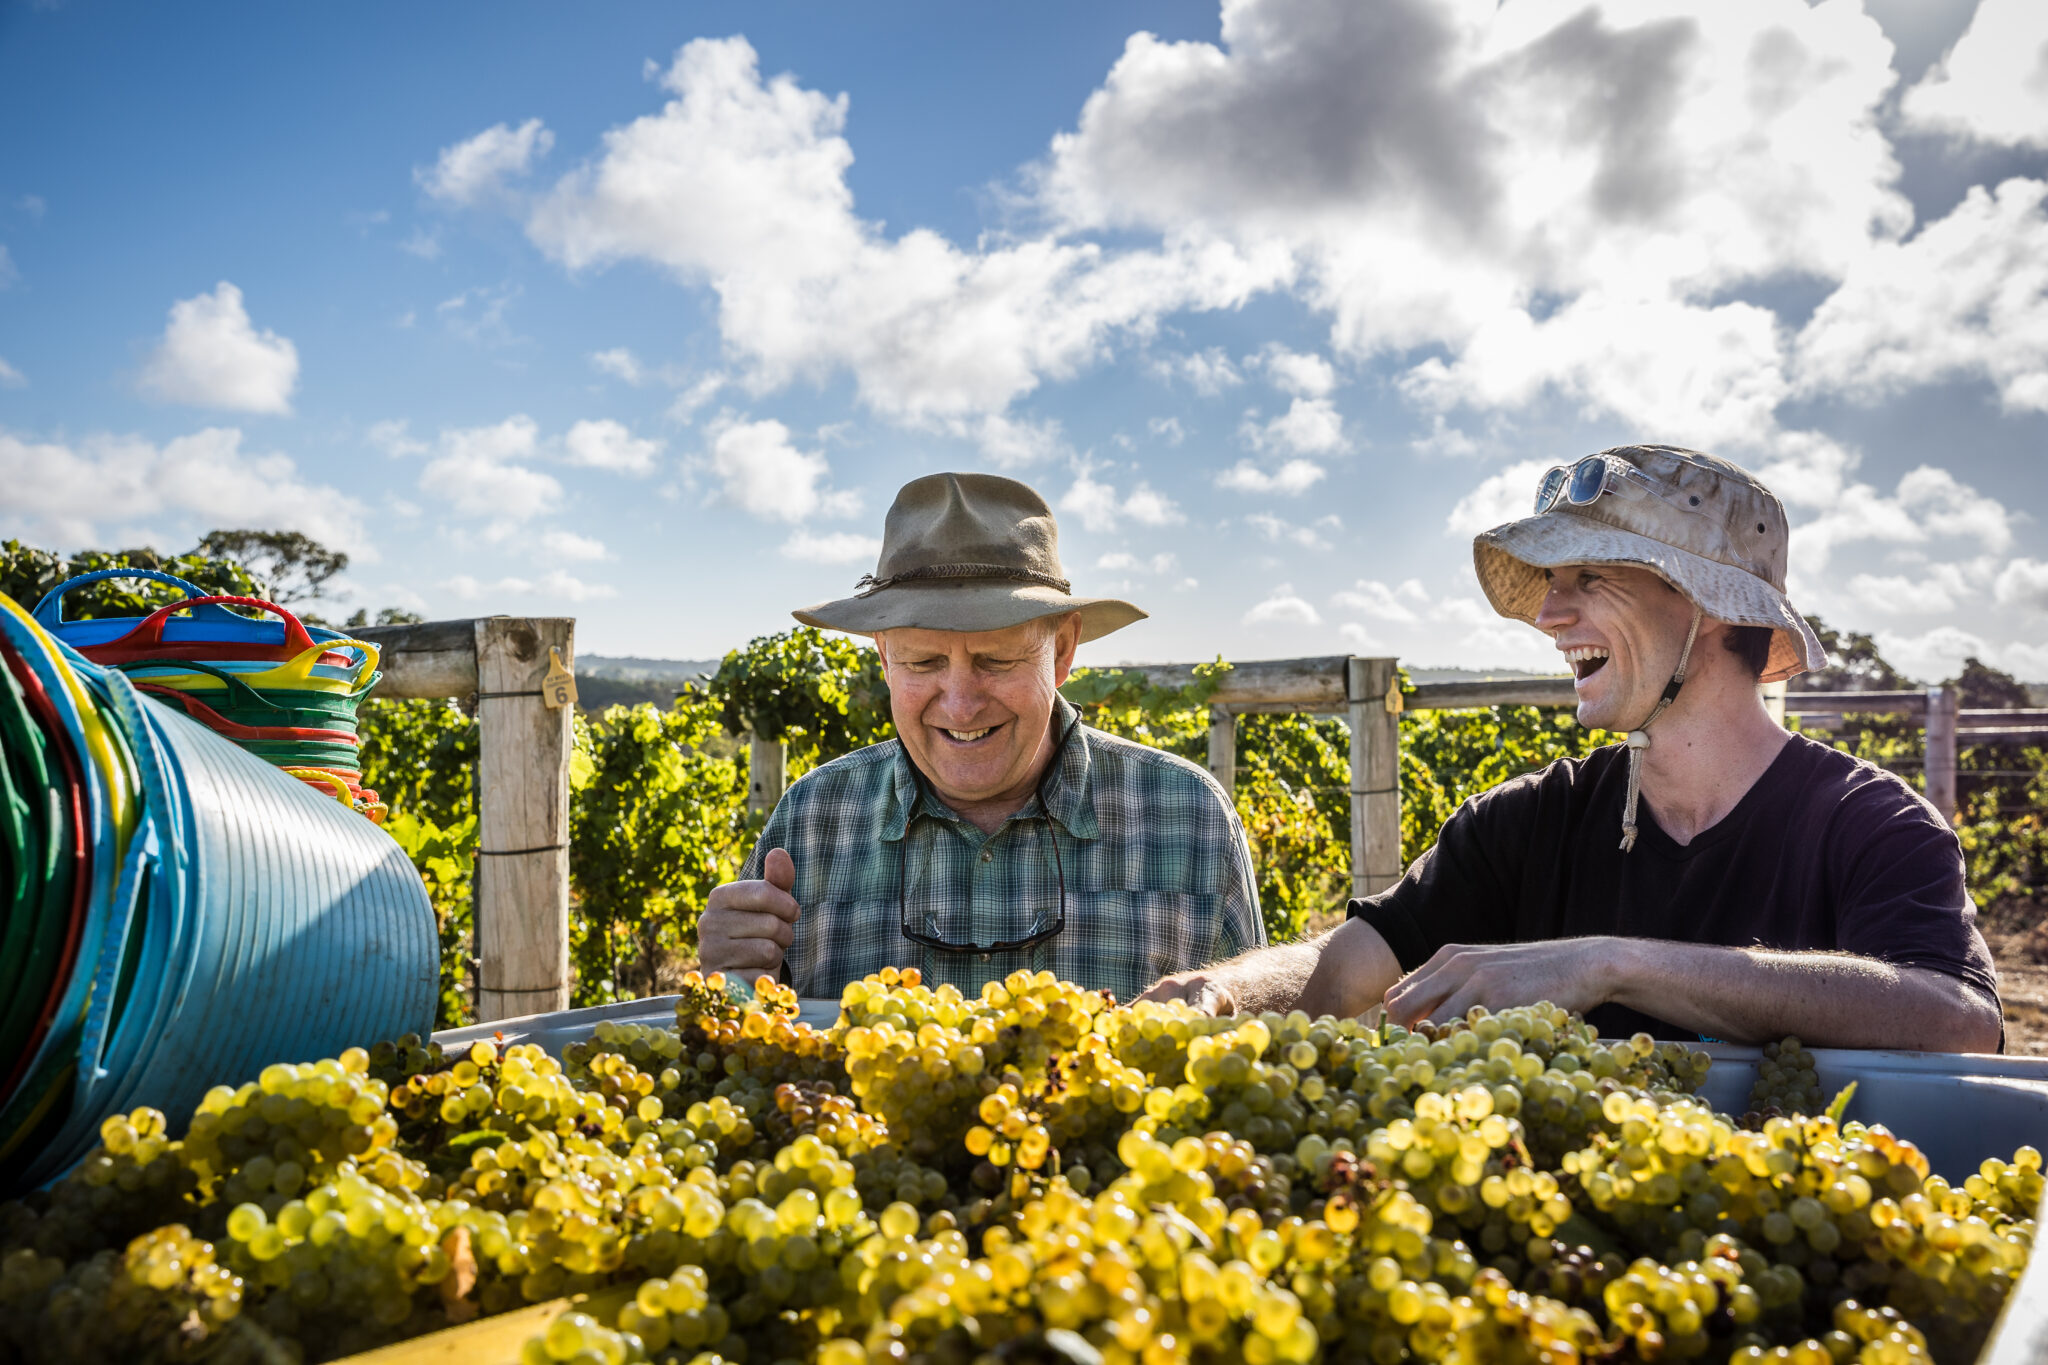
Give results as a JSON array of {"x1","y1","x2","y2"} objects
[{"x1": 740, "y1": 698, "x2": 1265, "y2": 1002}]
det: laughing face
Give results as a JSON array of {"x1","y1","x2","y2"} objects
[
  {"x1": 877, "y1": 615, "x2": 1082, "y2": 819},
  {"x1": 1533, "y1": 564, "x2": 1701, "y2": 732}
]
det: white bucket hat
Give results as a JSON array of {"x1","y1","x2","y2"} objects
[
  {"x1": 794, "y1": 472, "x2": 1146, "y2": 643},
  {"x1": 1473, "y1": 444, "x2": 1826, "y2": 684},
  {"x1": 1474, "y1": 444, "x2": 1827, "y2": 851}
]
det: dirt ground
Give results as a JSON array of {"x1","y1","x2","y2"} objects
[{"x1": 1985, "y1": 915, "x2": 2048, "y2": 1057}]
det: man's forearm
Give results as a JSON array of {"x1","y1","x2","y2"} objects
[
  {"x1": 1199, "y1": 933, "x2": 1332, "y2": 1014},
  {"x1": 1605, "y1": 939, "x2": 2002, "y2": 1052}
]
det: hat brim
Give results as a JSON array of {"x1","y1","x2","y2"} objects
[
  {"x1": 794, "y1": 580, "x2": 1146, "y2": 644},
  {"x1": 1473, "y1": 510, "x2": 1827, "y2": 684}
]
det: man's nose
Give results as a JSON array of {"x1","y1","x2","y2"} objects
[
  {"x1": 1533, "y1": 584, "x2": 1575, "y2": 630},
  {"x1": 926, "y1": 667, "x2": 991, "y2": 720}
]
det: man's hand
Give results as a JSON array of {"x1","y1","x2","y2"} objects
[
  {"x1": 698, "y1": 848, "x2": 801, "y2": 980},
  {"x1": 1381, "y1": 938, "x2": 1617, "y2": 1028},
  {"x1": 1135, "y1": 970, "x2": 1238, "y2": 1016}
]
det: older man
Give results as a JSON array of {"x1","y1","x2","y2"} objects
[
  {"x1": 698, "y1": 471, "x2": 1265, "y2": 1000},
  {"x1": 1144, "y1": 445, "x2": 2002, "y2": 1052}
]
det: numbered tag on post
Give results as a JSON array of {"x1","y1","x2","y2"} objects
[{"x1": 542, "y1": 648, "x2": 578, "y2": 710}]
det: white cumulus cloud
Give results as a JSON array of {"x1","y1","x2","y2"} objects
[
  {"x1": 1260, "y1": 346, "x2": 1337, "y2": 398},
  {"x1": 1331, "y1": 577, "x2": 1432, "y2": 623},
  {"x1": 1247, "y1": 512, "x2": 1341, "y2": 551},
  {"x1": 1241, "y1": 396, "x2": 1347, "y2": 457},
  {"x1": 705, "y1": 415, "x2": 860, "y2": 523},
  {"x1": 1901, "y1": 0, "x2": 2048, "y2": 150},
  {"x1": 0, "y1": 426, "x2": 366, "y2": 551},
  {"x1": 1150, "y1": 347, "x2": 1244, "y2": 395},
  {"x1": 1796, "y1": 178, "x2": 2048, "y2": 414},
  {"x1": 781, "y1": 528, "x2": 884, "y2": 564},
  {"x1": 1039, "y1": 0, "x2": 1915, "y2": 451},
  {"x1": 138, "y1": 282, "x2": 299, "y2": 415},
  {"x1": 441, "y1": 570, "x2": 615, "y2": 603},
  {"x1": 389, "y1": 415, "x2": 564, "y2": 528},
  {"x1": 1994, "y1": 558, "x2": 2048, "y2": 612},
  {"x1": 1243, "y1": 582, "x2": 1321, "y2": 627},
  {"x1": 564, "y1": 418, "x2": 662, "y2": 474},
  {"x1": 1215, "y1": 457, "x2": 1326, "y2": 495},
  {"x1": 1444, "y1": 458, "x2": 1550, "y2": 537},
  {"x1": 419, "y1": 118, "x2": 555, "y2": 205},
  {"x1": 540, "y1": 530, "x2": 610, "y2": 562},
  {"x1": 589, "y1": 348, "x2": 645, "y2": 384},
  {"x1": 1059, "y1": 470, "x2": 1184, "y2": 533},
  {"x1": 0, "y1": 357, "x2": 23, "y2": 389},
  {"x1": 519, "y1": 36, "x2": 1287, "y2": 424}
]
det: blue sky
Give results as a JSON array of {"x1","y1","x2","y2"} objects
[{"x1": 3, "y1": 0, "x2": 2046, "y2": 681}]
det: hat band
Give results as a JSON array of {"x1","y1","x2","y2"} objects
[{"x1": 854, "y1": 563, "x2": 1072, "y2": 597}]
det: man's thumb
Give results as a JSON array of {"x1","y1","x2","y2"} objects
[
  {"x1": 764, "y1": 847, "x2": 796, "y2": 895},
  {"x1": 1195, "y1": 982, "x2": 1238, "y2": 1018}
]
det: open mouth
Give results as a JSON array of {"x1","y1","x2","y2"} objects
[
  {"x1": 938, "y1": 723, "x2": 1002, "y2": 744},
  {"x1": 1562, "y1": 645, "x2": 1610, "y2": 682}
]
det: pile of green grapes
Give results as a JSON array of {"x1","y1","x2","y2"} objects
[{"x1": 0, "y1": 968, "x2": 2038, "y2": 1365}]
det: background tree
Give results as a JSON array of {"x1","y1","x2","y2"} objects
[
  {"x1": 1951, "y1": 656, "x2": 2031, "y2": 710},
  {"x1": 195, "y1": 529, "x2": 349, "y2": 605},
  {"x1": 1801, "y1": 613, "x2": 1913, "y2": 692},
  {"x1": 0, "y1": 540, "x2": 260, "y2": 619}
]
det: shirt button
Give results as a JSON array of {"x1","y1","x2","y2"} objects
[{"x1": 980, "y1": 849, "x2": 993, "y2": 862}]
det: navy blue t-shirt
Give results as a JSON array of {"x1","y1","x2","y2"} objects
[{"x1": 1350, "y1": 734, "x2": 2000, "y2": 1041}]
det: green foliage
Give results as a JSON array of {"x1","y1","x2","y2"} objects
[
  {"x1": 1060, "y1": 660, "x2": 1230, "y2": 754},
  {"x1": 1233, "y1": 714, "x2": 1351, "y2": 942},
  {"x1": 1956, "y1": 750, "x2": 2048, "y2": 912},
  {"x1": 355, "y1": 699, "x2": 479, "y2": 1023},
  {"x1": 355, "y1": 699, "x2": 475, "y2": 827},
  {"x1": 567, "y1": 698, "x2": 754, "y2": 1006},
  {"x1": 380, "y1": 810, "x2": 477, "y2": 1029},
  {"x1": 701, "y1": 627, "x2": 893, "y2": 774},
  {"x1": 0, "y1": 540, "x2": 260, "y2": 620},
  {"x1": 1399, "y1": 703, "x2": 1613, "y2": 868}
]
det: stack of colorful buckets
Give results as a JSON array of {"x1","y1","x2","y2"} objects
[
  {"x1": 34, "y1": 569, "x2": 388, "y2": 822},
  {"x1": 0, "y1": 574, "x2": 433, "y2": 1190}
]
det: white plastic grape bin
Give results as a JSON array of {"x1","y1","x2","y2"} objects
[{"x1": 433, "y1": 1005, "x2": 2048, "y2": 1362}]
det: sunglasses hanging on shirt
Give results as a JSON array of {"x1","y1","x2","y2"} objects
[{"x1": 897, "y1": 711, "x2": 1079, "y2": 958}]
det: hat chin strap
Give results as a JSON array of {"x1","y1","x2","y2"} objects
[{"x1": 1620, "y1": 606, "x2": 1704, "y2": 853}]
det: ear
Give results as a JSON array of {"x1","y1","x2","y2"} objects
[{"x1": 1050, "y1": 613, "x2": 1082, "y2": 688}]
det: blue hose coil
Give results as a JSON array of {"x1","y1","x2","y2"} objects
[{"x1": 1, "y1": 611, "x2": 436, "y2": 1187}]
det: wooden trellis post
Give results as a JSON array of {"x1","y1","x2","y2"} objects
[
  {"x1": 1349, "y1": 657, "x2": 1403, "y2": 900},
  {"x1": 1925, "y1": 684, "x2": 1959, "y2": 822},
  {"x1": 1207, "y1": 706, "x2": 1236, "y2": 794},
  {"x1": 747, "y1": 736, "x2": 788, "y2": 813},
  {"x1": 355, "y1": 616, "x2": 575, "y2": 1023}
]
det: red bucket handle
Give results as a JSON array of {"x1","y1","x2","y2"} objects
[{"x1": 125, "y1": 595, "x2": 317, "y2": 654}]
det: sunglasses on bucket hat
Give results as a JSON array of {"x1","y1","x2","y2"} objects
[{"x1": 1533, "y1": 453, "x2": 1710, "y2": 518}]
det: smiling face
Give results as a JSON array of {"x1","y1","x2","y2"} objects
[
  {"x1": 876, "y1": 614, "x2": 1082, "y2": 819},
  {"x1": 1533, "y1": 563, "x2": 1702, "y2": 731}
]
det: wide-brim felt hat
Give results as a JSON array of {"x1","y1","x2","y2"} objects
[
  {"x1": 794, "y1": 472, "x2": 1147, "y2": 644},
  {"x1": 1472, "y1": 444, "x2": 1827, "y2": 684}
]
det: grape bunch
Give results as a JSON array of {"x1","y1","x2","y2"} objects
[
  {"x1": 0, "y1": 970, "x2": 2038, "y2": 1365},
  {"x1": 1744, "y1": 1036, "x2": 1826, "y2": 1127}
]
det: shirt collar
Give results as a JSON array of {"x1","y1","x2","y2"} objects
[{"x1": 881, "y1": 694, "x2": 1100, "y2": 842}]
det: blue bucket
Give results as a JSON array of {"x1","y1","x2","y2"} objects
[
  {"x1": 31, "y1": 568, "x2": 357, "y2": 651},
  {"x1": 0, "y1": 602, "x2": 436, "y2": 1187}
]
